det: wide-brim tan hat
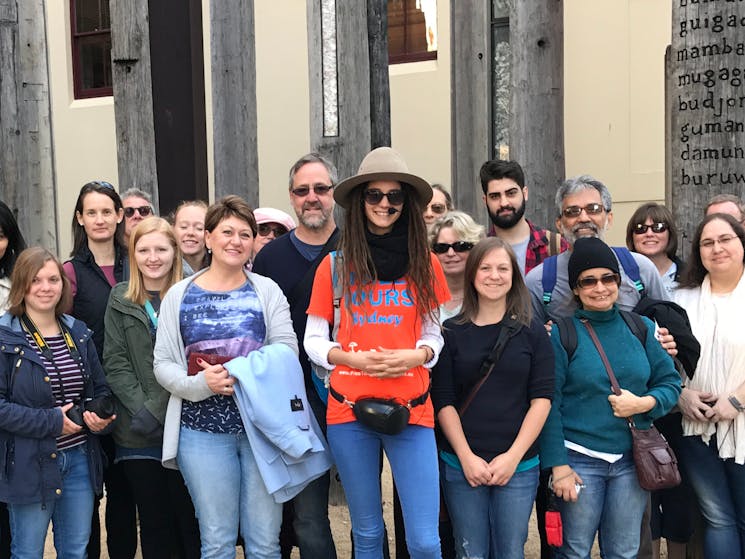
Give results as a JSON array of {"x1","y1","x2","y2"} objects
[{"x1": 333, "y1": 147, "x2": 432, "y2": 209}]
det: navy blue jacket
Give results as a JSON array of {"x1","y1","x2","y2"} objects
[{"x1": 0, "y1": 313, "x2": 111, "y2": 505}]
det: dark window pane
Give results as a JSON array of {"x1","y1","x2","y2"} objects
[
  {"x1": 75, "y1": 0, "x2": 107, "y2": 32},
  {"x1": 78, "y1": 35, "x2": 112, "y2": 90},
  {"x1": 388, "y1": 0, "x2": 437, "y2": 64}
]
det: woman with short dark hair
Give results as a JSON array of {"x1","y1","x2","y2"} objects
[
  {"x1": 0, "y1": 200, "x2": 27, "y2": 312},
  {"x1": 0, "y1": 247, "x2": 115, "y2": 559}
]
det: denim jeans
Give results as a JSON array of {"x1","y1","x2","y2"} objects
[
  {"x1": 441, "y1": 461, "x2": 538, "y2": 559},
  {"x1": 8, "y1": 444, "x2": 94, "y2": 559},
  {"x1": 555, "y1": 450, "x2": 647, "y2": 559},
  {"x1": 177, "y1": 427, "x2": 282, "y2": 559},
  {"x1": 328, "y1": 422, "x2": 440, "y2": 559},
  {"x1": 676, "y1": 434, "x2": 745, "y2": 558}
]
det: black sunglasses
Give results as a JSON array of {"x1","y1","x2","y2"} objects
[
  {"x1": 291, "y1": 184, "x2": 334, "y2": 197},
  {"x1": 363, "y1": 189, "x2": 405, "y2": 206},
  {"x1": 428, "y1": 203, "x2": 448, "y2": 215},
  {"x1": 123, "y1": 206, "x2": 153, "y2": 218},
  {"x1": 562, "y1": 203, "x2": 606, "y2": 218},
  {"x1": 432, "y1": 241, "x2": 475, "y2": 254},
  {"x1": 633, "y1": 222, "x2": 668, "y2": 234},
  {"x1": 576, "y1": 272, "x2": 620, "y2": 289},
  {"x1": 257, "y1": 223, "x2": 289, "y2": 238}
]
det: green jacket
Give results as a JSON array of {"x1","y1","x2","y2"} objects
[{"x1": 103, "y1": 282, "x2": 169, "y2": 449}]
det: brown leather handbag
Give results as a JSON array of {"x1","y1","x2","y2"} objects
[{"x1": 581, "y1": 318, "x2": 681, "y2": 491}]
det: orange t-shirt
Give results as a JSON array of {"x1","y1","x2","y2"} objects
[{"x1": 307, "y1": 253, "x2": 450, "y2": 427}]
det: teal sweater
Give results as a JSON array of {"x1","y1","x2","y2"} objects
[{"x1": 539, "y1": 306, "x2": 681, "y2": 468}]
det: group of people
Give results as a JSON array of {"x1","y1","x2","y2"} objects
[{"x1": 0, "y1": 148, "x2": 743, "y2": 559}]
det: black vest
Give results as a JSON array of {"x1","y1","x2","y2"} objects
[{"x1": 67, "y1": 244, "x2": 128, "y2": 358}]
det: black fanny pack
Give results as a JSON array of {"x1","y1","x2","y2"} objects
[{"x1": 329, "y1": 383, "x2": 430, "y2": 436}]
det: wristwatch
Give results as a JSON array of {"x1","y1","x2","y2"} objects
[{"x1": 728, "y1": 395, "x2": 745, "y2": 413}]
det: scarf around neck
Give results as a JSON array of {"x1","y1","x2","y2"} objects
[{"x1": 365, "y1": 214, "x2": 410, "y2": 281}]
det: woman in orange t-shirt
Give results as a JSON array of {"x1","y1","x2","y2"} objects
[{"x1": 305, "y1": 147, "x2": 449, "y2": 559}]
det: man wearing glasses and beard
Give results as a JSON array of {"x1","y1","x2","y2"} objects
[{"x1": 252, "y1": 153, "x2": 338, "y2": 559}]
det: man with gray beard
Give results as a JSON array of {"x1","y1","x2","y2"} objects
[
  {"x1": 525, "y1": 175, "x2": 668, "y2": 322},
  {"x1": 252, "y1": 153, "x2": 338, "y2": 559}
]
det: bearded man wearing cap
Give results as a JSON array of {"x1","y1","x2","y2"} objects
[{"x1": 252, "y1": 154, "x2": 339, "y2": 558}]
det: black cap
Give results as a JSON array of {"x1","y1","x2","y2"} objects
[{"x1": 568, "y1": 237, "x2": 619, "y2": 288}]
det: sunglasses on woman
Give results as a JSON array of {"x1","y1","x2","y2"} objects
[
  {"x1": 428, "y1": 203, "x2": 447, "y2": 215},
  {"x1": 633, "y1": 222, "x2": 668, "y2": 234},
  {"x1": 123, "y1": 206, "x2": 153, "y2": 218},
  {"x1": 576, "y1": 273, "x2": 621, "y2": 289},
  {"x1": 432, "y1": 241, "x2": 475, "y2": 254},
  {"x1": 364, "y1": 189, "x2": 405, "y2": 206},
  {"x1": 257, "y1": 223, "x2": 289, "y2": 238}
]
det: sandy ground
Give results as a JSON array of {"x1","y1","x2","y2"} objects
[{"x1": 43, "y1": 459, "x2": 667, "y2": 558}]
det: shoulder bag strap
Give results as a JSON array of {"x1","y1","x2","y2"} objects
[
  {"x1": 458, "y1": 316, "x2": 518, "y2": 415},
  {"x1": 580, "y1": 318, "x2": 622, "y2": 396}
]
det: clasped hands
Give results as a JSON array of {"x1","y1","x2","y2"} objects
[
  {"x1": 461, "y1": 451, "x2": 519, "y2": 488},
  {"x1": 344, "y1": 347, "x2": 428, "y2": 379}
]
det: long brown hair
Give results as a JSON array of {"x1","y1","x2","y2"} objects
[
  {"x1": 338, "y1": 183, "x2": 439, "y2": 321},
  {"x1": 455, "y1": 238, "x2": 532, "y2": 326},
  {"x1": 7, "y1": 248, "x2": 72, "y2": 318}
]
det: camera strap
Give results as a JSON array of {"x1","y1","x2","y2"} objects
[{"x1": 20, "y1": 314, "x2": 81, "y2": 402}]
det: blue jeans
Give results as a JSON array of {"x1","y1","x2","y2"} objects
[
  {"x1": 177, "y1": 428, "x2": 282, "y2": 559},
  {"x1": 676, "y1": 434, "x2": 745, "y2": 558},
  {"x1": 441, "y1": 461, "x2": 538, "y2": 559},
  {"x1": 555, "y1": 450, "x2": 647, "y2": 559},
  {"x1": 328, "y1": 422, "x2": 440, "y2": 559},
  {"x1": 8, "y1": 444, "x2": 94, "y2": 559}
]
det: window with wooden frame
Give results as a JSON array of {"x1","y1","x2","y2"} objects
[
  {"x1": 388, "y1": 0, "x2": 437, "y2": 64},
  {"x1": 70, "y1": 0, "x2": 113, "y2": 99}
]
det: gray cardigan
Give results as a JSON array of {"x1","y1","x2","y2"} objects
[{"x1": 153, "y1": 269, "x2": 299, "y2": 469}]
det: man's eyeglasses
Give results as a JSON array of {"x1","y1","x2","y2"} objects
[
  {"x1": 290, "y1": 184, "x2": 334, "y2": 197},
  {"x1": 257, "y1": 223, "x2": 289, "y2": 238},
  {"x1": 633, "y1": 222, "x2": 668, "y2": 235},
  {"x1": 562, "y1": 203, "x2": 606, "y2": 218},
  {"x1": 700, "y1": 235, "x2": 738, "y2": 249},
  {"x1": 364, "y1": 189, "x2": 405, "y2": 206},
  {"x1": 576, "y1": 273, "x2": 620, "y2": 289},
  {"x1": 428, "y1": 203, "x2": 447, "y2": 215},
  {"x1": 432, "y1": 241, "x2": 475, "y2": 254},
  {"x1": 123, "y1": 206, "x2": 153, "y2": 218}
]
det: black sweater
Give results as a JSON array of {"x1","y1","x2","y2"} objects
[{"x1": 432, "y1": 316, "x2": 555, "y2": 462}]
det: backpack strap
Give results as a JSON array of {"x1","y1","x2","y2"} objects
[
  {"x1": 612, "y1": 247, "x2": 645, "y2": 297},
  {"x1": 541, "y1": 255, "x2": 558, "y2": 306},
  {"x1": 555, "y1": 316, "x2": 578, "y2": 361},
  {"x1": 619, "y1": 310, "x2": 648, "y2": 348},
  {"x1": 311, "y1": 251, "x2": 343, "y2": 404}
]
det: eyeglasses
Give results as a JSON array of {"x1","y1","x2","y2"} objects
[
  {"x1": 562, "y1": 203, "x2": 606, "y2": 218},
  {"x1": 257, "y1": 223, "x2": 289, "y2": 238},
  {"x1": 123, "y1": 206, "x2": 153, "y2": 218},
  {"x1": 432, "y1": 241, "x2": 475, "y2": 254},
  {"x1": 633, "y1": 222, "x2": 668, "y2": 235},
  {"x1": 290, "y1": 184, "x2": 334, "y2": 197},
  {"x1": 576, "y1": 273, "x2": 620, "y2": 289},
  {"x1": 363, "y1": 189, "x2": 405, "y2": 206},
  {"x1": 428, "y1": 203, "x2": 447, "y2": 215},
  {"x1": 700, "y1": 235, "x2": 738, "y2": 249}
]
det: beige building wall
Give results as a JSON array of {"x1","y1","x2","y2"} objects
[
  {"x1": 45, "y1": 1, "x2": 672, "y2": 250},
  {"x1": 46, "y1": 1, "x2": 119, "y2": 257}
]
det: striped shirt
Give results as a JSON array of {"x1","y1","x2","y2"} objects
[{"x1": 25, "y1": 332, "x2": 86, "y2": 450}]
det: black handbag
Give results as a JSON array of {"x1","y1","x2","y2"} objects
[
  {"x1": 329, "y1": 383, "x2": 430, "y2": 436},
  {"x1": 581, "y1": 319, "x2": 681, "y2": 491}
]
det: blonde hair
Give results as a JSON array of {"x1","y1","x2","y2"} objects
[{"x1": 125, "y1": 217, "x2": 183, "y2": 305}]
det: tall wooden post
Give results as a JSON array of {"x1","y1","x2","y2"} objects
[
  {"x1": 669, "y1": 1, "x2": 745, "y2": 248},
  {"x1": 0, "y1": 0, "x2": 57, "y2": 251},
  {"x1": 210, "y1": 0, "x2": 259, "y2": 205},
  {"x1": 368, "y1": 0, "x2": 391, "y2": 149},
  {"x1": 509, "y1": 0, "x2": 564, "y2": 230},
  {"x1": 307, "y1": 0, "x2": 372, "y2": 182},
  {"x1": 110, "y1": 0, "x2": 159, "y2": 209}
]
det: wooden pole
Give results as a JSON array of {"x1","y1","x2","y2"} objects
[
  {"x1": 669, "y1": 1, "x2": 745, "y2": 248},
  {"x1": 509, "y1": 0, "x2": 564, "y2": 231},
  {"x1": 110, "y1": 0, "x2": 159, "y2": 210},
  {"x1": 367, "y1": 0, "x2": 391, "y2": 149},
  {"x1": 307, "y1": 0, "x2": 371, "y2": 182},
  {"x1": 0, "y1": 0, "x2": 57, "y2": 251},
  {"x1": 210, "y1": 0, "x2": 259, "y2": 205}
]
